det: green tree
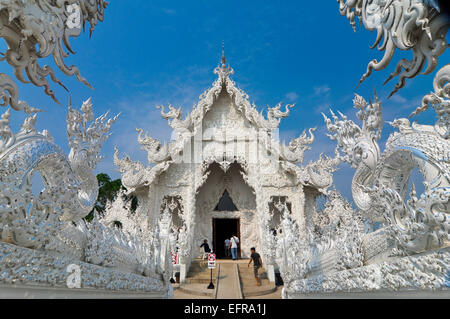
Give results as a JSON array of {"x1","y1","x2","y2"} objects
[{"x1": 84, "y1": 173, "x2": 123, "y2": 222}]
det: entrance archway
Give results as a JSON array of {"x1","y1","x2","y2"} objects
[
  {"x1": 194, "y1": 161, "x2": 258, "y2": 259},
  {"x1": 213, "y1": 218, "x2": 240, "y2": 258}
]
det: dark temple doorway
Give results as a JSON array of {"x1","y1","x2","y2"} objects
[{"x1": 213, "y1": 218, "x2": 240, "y2": 259}]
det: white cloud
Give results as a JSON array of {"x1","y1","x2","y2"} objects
[
  {"x1": 285, "y1": 92, "x2": 299, "y2": 102},
  {"x1": 162, "y1": 8, "x2": 176, "y2": 15},
  {"x1": 315, "y1": 102, "x2": 332, "y2": 114},
  {"x1": 313, "y1": 85, "x2": 330, "y2": 96},
  {"x1": 389, "y1": 94, "x2": 407, "y2": 104}
]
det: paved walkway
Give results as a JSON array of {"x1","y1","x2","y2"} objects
[{"x1": 216, "y1": 263, "x2": 242, "y2": 299}]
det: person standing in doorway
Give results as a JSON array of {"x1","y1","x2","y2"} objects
[
  {"x1": 229, "y1": 234, "x2": 239, "y2": 260},
  {"x1": 248, "y1": 247, "x2": 263, "y2": 286},
  {"x1": 224, "y1": 238, "x2": 231, "y2": 258}
]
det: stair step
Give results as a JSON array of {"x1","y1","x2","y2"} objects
[
  {"x1": 187, "y1": 275, "x2": 216, "y2": 280},
  {"x1": 186, "y1": 259, "x2": 217, "y2": 283},
  {"x1": 237, "y1": 264, "x2": 277, "y2": 298},
  {"x1": 177, "y1": 283, "x2": 214, "y2": 297},
  {"x1": 188, "y1": 269, "x2": 216, "y2": 275},
  {"x1": 242, "y1": 286, "x2": 277, "y2": 297},
  {"x1": 185, "y1": 278, "x2": 217, "y2": 284}
]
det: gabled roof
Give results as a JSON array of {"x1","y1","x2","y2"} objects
[
  {"x1": 114, "y1": 49, "x2": 337, "y2": 194},
  {"x1": 157, "y1": 57, "x2": 294, "y2": 133},
  {"x1": 133, "y1": 55, "x2": 319, "y2": 167}
]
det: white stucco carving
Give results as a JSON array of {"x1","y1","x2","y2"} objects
[
  {"x1": 0, "y1": 97, "x2": 173, "y2": 295},
  {"x1": 0, "y1": 99, "x2": 118, "y2": 246},
  {"x1": 279, "y1": 0, "x2": 449, "y2": 298},
  {"x1": 323, "y1": 84, "x2": 449, "y2": 255},
  {"x1": 0, "y1": 1, "x2": 171, "y2": 297},
  {"x1": 338, "y1": 0, "x2": 449, "y2": 97},
  {"x1": 0, "y1": 0, "x2": 107, "y2": 112}
]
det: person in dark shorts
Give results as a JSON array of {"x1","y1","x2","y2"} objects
[
  {"x1": 200, "y1": 239, "x2": 211, "y2": 253},
  {"x1": 248, "y1": 247, "x2": 263, "y2": 286}
]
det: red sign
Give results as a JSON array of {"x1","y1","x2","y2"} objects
[
  {"x1": 208, "y1": 253, "x2": 216, "y2": 268},
  {"x1": 171, "y1": 252, "x2": 178, "y2": 265}
]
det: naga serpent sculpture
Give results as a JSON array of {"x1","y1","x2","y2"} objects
[
  {"x1": 330, "y1": 0, "x2": 449, "y2": 255},
  {"x1": 0, "y1": 1, "x2": 112, "y2": 248},
  {"x1": 0, "y1": 99, "x2": 118, "y2": 248},
  {"x1": 323, "y1": 74, "x2": 449, "y2": 254}
]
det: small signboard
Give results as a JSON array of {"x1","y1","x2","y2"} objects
[
  {"x1": 207, "y1": 253, "x2": 216, "y2": 269},
  {"x1": 171, "y1": 252, "x2": 178, "y2": 265}
]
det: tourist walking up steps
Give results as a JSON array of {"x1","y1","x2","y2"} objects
[
  {"x1": 224, "y1": 238, "x2": 231, "y2": 257},
  {"x1": 248, "y1": 247, "x2": 263, "y2": 286},
  {"x1": 230, "y1": 235, "x2": 239, "y2": 260}
]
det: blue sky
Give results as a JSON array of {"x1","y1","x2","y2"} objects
[{"x1": 2, "y1": 1, "x2": 449, "y2": 201}]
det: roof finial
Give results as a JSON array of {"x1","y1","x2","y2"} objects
[
  {"x1": 221, "y1": 40, "x2": 226, "y2": 69},
  {"x1": 214, "y1": 40, "x2": 233, "y2": 79}
]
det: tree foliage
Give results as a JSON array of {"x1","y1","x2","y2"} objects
[{"x1": 84, "y1": 173, "x2": 123, "y2": 222}]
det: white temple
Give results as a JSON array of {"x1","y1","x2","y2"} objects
[
  {"x1": 114, "y1": 45, "x2": 337, "y2": 282},
  {"x1": 0, "y1": 0, "x2": 448, "y2": 299}
]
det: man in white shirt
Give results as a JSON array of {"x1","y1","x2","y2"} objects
[
  {"x1": 224, "y1": 238, "x2": 231, "y2": 258},
  {"x1": 229, "y1": 235, "x2": 240, "y2": 260}
]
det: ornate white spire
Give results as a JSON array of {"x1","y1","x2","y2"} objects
[
  {"x1": 221, "y1": 40, "x2": 227, "y2": 69},
  {"x1": 214, "y1": 41, "x2": 234, "y2": 81}
]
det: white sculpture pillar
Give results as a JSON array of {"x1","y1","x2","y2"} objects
[
  {"x1": 267, "y1": 264, "x2": 275, "y2": 283},
  {"x1": 254, "y1": 183, "x2": 276, "y2": 282},
  {"x1": 158, "y1": 205, "x2": 172, "y2": 274},
  {"x1": 176, "y1": 187, "x2": 196, "y2": 282},
  {"x1": 179, "y1": 263, "x2": 187, "y2": 283}
]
